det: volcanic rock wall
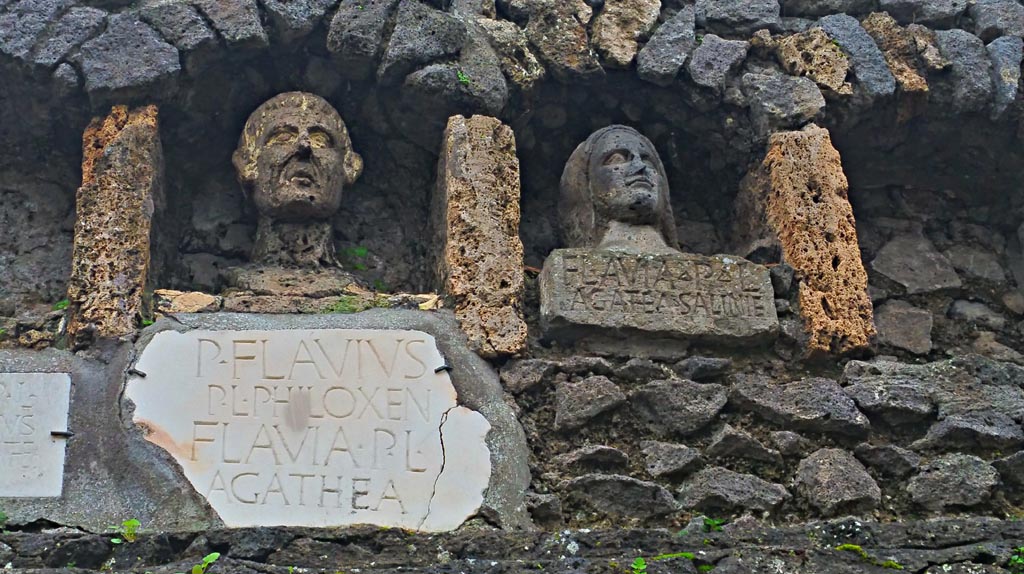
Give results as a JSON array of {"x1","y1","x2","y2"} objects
[{"x1": 1, "y1": 0, "x2": 1024, "y2": 571}]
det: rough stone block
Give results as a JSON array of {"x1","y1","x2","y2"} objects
[
  {"x1": 908, "y1": 454, "x2": 999, "y2": 511},
  {"x1": 874, "y1": 299, "x2": 933, "y2": 355},
  {"x1": 523, "y1": 0, "x2": 602, "y2": 81},
  {"x1": 77, "y1": 14, "x2": 180, "y2": 97},
  {"x1": 478, "y1": 18, "x2": 545, "y2": 93},
  {"x1": 192, "y1": 0, "x2": 268, "y2": 49},
  {"x1": 775, "y1": 27, "x2": 852, "y2": 94},
  {"x1": 969, "y1": 0, "x2": 1024, "y2": 41},
  {"x1": 631, "y1": 379, "x2": 728, "y2": 436},
  {"x1": 378, "y1": 0, "x2": 466, "y2": 85},
  {"x1": 640, "y1": 441, "x2": 703, "y2": 478},
  {"x1": 591, "y1": 0, "x2": 660, "y2": 68},
  {"x1": 637, "y1": 4, "x2": 696, "y2": 86},
  {"x1": 140, "y1": 0, "x2": 219, "y2": 71},
  {"x1": 705, "y1": 424, "x2": 782, "y2": 465},
  {"x1": 66, "y1": 106, "x2": 163, "y2": 347},
  {"x1": 815, "y1": 13, "x2": 896, "y2": 102},
  {"x1": 871, "y1": 234, "x2": 962, "y2": 294},
  {"x1": 327, "y1": 0, "x2": 401, "y2": 80},
  {"x1": 843, "y1": 355, "x2": 1024, "y2": 429},
  {"x1": 678, "y1": 466, "x2": 790, "y2": 513},
  {"x1": 565, "y1": 474, "x2": 678, "y2": 518},
  {"x1": 554, "y1": 375, "x2": 626, "y2": 430},
  {"x1": 912, "y1": 410, "x2": 1024, "y2": 452},
  {"x1": 844, "y1": 377, "x2": 935, "y2": 426},
  {"x1": 741, "y1": 73, "x2": 825, "y2": 137},
  {"x1": 987, "y1": 36, "x2": 1023, "y2": 118},
  {"x1": 261, "y1": 0, "x2": 336, "y2": 42},
  {"x1": 970, "y1": 0, "x2": 1019, "y2": 41},
  {"x1": 433, "y1": 115, "x2": 527, "y2": 359},
  {"x1": 540, "y1": 250, "x2": 778, "y2": 350},
  {"x1": 948, "y1": 299, "x2": 1007, "y2": 330},
  {"x1": 854, "y1": 443, "x2": 921, "y2": 478},
  {"x1": 782, "y1": 0, "x2": 875, "y2": 17},
  {"x1": 696, "y1": 0, "x2": 781, "y2": 35},
  {"x1": 794, "y1": 448, "x2": 880, "y2": 516},
  {"x1": 932, "y1": 29, "x2": 994, "y2": 114},
  {"x1": 731, "y1": 375, "x2": 871, "y2": 438},
  {"x1": 0, "y1": 0, "x2": 74, "y2": 61},
  {"x1": 154, "y1": 290, "x2": 222, "y2": 314},
  {"x1": 30, "y1": 6, "x2": 106, "y2": 68},
  {"x1": 554, "y1": 445, "x2": 629, "y2": 470},
  {"x1": 862, "y1": 12, "x2": 931, "y2": 122},
  {"x1": 878, "y1": 0, "x2": 970, "y2": 27},
  {"x1": 687, "y1": 34, "x2": 749, "y2": 92},
  {"x1": 735, "y1": 124, "x2": 874, "y2": 358}
]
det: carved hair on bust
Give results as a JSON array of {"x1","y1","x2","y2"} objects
[
  {"x1": 232, "y1": 91, "x2": 363, "y2": 223},
  {"x1": 558, "y1": 125, "x2": 678, "y2": 251}
]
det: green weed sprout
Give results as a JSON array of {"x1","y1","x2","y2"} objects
[{"x1": 175, "y1": 552, "x2": 221, "y2": 574}]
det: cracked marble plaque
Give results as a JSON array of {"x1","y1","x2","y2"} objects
[
  {"x1": 0, "y1": 373, "x2": 72, "y2": 497},
  {"x1": 127, "y1": 329, "x2": 491, "y2": 531}
]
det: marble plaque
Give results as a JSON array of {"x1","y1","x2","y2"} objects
[
  {"x1": 540, "y1": 249, "x2": 779, "y2": 344},
  {"x1": 127, "y1": 329, "x2": 491, "y2": 531},
  {"x1": 0, "y1": 373, "x2": 72, "y2": 497}
]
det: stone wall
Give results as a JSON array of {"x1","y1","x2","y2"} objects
[{"x1": 1, "y1": 0, "x2": 1024, "y2": 571}]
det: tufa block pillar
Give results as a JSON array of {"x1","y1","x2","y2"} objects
[
  {"x1": 66, "y1": 105, "x2": 163, "y2": 347},
  {"x1": 433, "y1": 115, "x2": 527, "y2": 359},
  {"x1": 735, "y1": 124, "x2": 874, "y2": 358}
]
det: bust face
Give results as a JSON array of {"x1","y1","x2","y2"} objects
[
  {"x1": 586, "y1": 128, "x2": 667, "y2": 225},
  {"x1": 236, "y1": 93, "x2": 361, "y2": 222}
]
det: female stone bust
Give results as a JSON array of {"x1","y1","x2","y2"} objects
[{"x1": 559, "y1": 125, "x2": 678, "y2": 254}]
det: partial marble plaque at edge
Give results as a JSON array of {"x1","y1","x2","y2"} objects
[
  {"x1": 540, "y1": 249, "x2": 779, "y2": 344},
  {"x1": 126, "y1": 329, "x2": 491, "y2": 531},
  {"x1": 0, "y1": 373, "x2": 72, "y2": 497}
]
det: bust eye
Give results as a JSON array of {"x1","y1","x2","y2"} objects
[
  {"x1": 267, "y1": 130, "x2": 296, "y2": 145},
  {"x1": 309, "y1": 131, "x2": 332, "y2": 149},
  {"x1": 603, "y1": 151, "x2": 628, "y2": 165}
]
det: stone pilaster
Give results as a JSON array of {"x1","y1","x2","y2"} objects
[
  {"x1": 735, "y1": 123, "x2": 874, "y2": 358},
  {"x1": 433, "y1": 114, "x2": 527, "y2": 359},
  {"x1": 66, "y1": 105, "x2": 162, "y2": 347}
]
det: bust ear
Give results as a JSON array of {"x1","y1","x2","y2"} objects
[
  {"x1": 343, "y1": 150, "x2": 364, "y2": 186},
  {"x1": 231, "y1": 141, "x2": 256, "y2": 188}
]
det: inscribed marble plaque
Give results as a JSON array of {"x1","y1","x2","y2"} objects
[
  {"x1": 0, "y1": 373, "x2": 72, "y2": 497},
  {"x1": 126, "y1": 329, "x2": 491, "y2": 531},
  {"x1": 540, "y1": 249, "x2": 779, "y2": 343}
]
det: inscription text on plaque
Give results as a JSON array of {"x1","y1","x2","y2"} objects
[
  {"x1": 540, "y1": 249, "x2": 779, "y2": 343},
  {"x1": 127, "y1": 329, "x2": 490, "y2": 531},
  {"x1": 0, "y1": 373, "x2": 72, "y2": 497}
]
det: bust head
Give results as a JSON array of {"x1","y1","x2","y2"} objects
[
  {"x1": 232, "y1": 92, "x2": 363, "y2": 222},
  {"x1": 559, "y1": 125, "x2": 677, "y2": 249}
]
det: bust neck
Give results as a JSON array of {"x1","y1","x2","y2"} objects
[
  {"x1": 597, "y1": 220, "x2": 676, "y2": 254},
  {"x1": 252, "y1": 217, "x2": 338, "y2": 267}
]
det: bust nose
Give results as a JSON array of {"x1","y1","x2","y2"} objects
[
  {"x1": 295, "y1": 132, "x2": 312, "y2": 157},
  {"x1": 627, "y1": 153, "x2": 647, "y2": 175}
]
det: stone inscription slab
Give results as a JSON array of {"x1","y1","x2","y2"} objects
[
  {"x1": 540, "y1": 249, "x2": 779, "y2": 343},
  {"x1": 126, "y1": 330, "x2": 491, "y2": 531},
  {"x1": 0, "y1": 373, "x2": 72, "y2": 497}
]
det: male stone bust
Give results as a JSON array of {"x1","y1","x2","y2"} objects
[
  {"x1": 559, "y1": 125, "x2": 678, "y2": 254},
  {"x1": 232, "y1": 91, "x2": 363, "y2": 268},
  {"x1": 540, "y1": 125, "x2": 778, "y2": 355}
]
